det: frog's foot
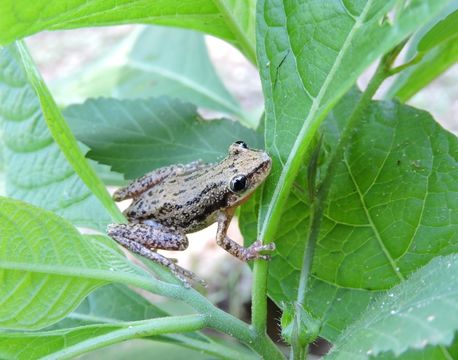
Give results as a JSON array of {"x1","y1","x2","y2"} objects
[
  {"x1": 108, "y1": 228, "x2": 204, "y2": 288},
  {"x1": 244, "y1": 240, "x2": 276, "y2": 261}
]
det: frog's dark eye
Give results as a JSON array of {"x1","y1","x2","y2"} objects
[
  {"x1": 234, "y1": 141, "x2": 248, "y2": 149},
  {"x1": 230, "y1": 175, "x2": 248, "y2": 193}
]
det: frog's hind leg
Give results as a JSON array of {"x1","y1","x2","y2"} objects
[
  {"x1": 113, "y1": 160, "x2": 210, "y2": 201},
  {"x1": 108, "y1": 221, "x2": 189, "y2": 250},
  {"x1": 107, "y1": 222, "x2": 204, "y2": 287}
]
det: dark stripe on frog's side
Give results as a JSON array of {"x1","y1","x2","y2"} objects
[
  {"x1": 160, "y1": 181, "x2": 228, "y2": 230},
  {"x1": 183, "y1": 173, "x2": 201, "y2": 182},
  {"x1": 172, "y1": 189, "x2": 187, "y2": 196},
  {"x1": 183, "y1": 181, "x2": 228, "y2": 222}
]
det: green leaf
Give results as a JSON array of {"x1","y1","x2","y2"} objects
[
  {"x1": 53, "y1": 26, "x2": 252, "y2": 126},
  {"x1": 308, "y1": 94, "x2": 458, "y2": 339},
  {"x1": 0, "y1": 315, "x2": 206, "y2": 360},
  {"x1": 63, "y1": 97, "x2": 262, "y2": 179},
  {"x1": 0, "y1": 0, "x2": 256, "y2": 63},
  {"x1": 48, "y1": 284, "x2": 168, "y2": 329},
  {"x1": 241, "y1": 91, "x2": 458, "y2": 340},
  {"x1": 417, "y1": 10, "x2": 458, "y2": 52},
  {"x1": 256, "y1": 0, "x2": 453, "y2": 251},
  {"x1": 0, "y1": 43, "x2": 112, "y2": 230},
  {"x1": 12, "y1": 41, "x2": 124, "y2": 224},
  {"x1": 376, "y1": 336, "x2": 458, "y2": 359},
  {"x1": 325, "y1": 254, "x2": 458, "y2": 360},
  {"x1": 0, "y1": 196, "x2": 149, "y2": 330},
  {"x1": 389, "y1": 38, "x2": 458, "y2": 102},
  {"x1": 0, "y1": 324, "x2": 123, "y2": 360}
]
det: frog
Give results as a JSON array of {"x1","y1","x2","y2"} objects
[{"x1": 107, "y1": 141, "x2": 275, "y2": 287}]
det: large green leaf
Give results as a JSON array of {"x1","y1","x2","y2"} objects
[
  {"x1": 0, "y1": 0, "x2": 256, "y2": 63},
  {"x1": 63, "y1": 97, "x2": 262, "y2": 179},
  {"x1": 325, "y1": 254, "x2": 458, "y2": 360},
  {"x1": 256, "y1": 0, "x2": 453, "y2": 253},
  {"x1": 0, "y1": 196, "x2": 148, "y2": 330},
  {"x1": 0, "y1": 43, "x2": 112, "y2": 230},
  {"x1": 53, "y1": 26, "x2": 251, "y2": 125},
  {"x1": 306, "y1": 94, "x2": 457, "y2": 339},
  {"x1": 240, "y1": 91, "x2": 458, "y2": 340}
]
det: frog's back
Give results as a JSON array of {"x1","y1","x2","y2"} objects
[{"x1": 124, "y1": 168, "x2": 230, "y2": 232}]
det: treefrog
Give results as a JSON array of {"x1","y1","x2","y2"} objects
[{"x1": 107, "y1": 141, "x2": 275, "y2": 286}]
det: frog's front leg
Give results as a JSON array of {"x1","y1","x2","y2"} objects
[
  {"x1": 216, "y1": 209, "x2": 275, "y2": 261},
  {"x1": 107, "y1": 221, "x2": 203, "y2": 287},
  {"x1": 113, "y1": 160, "x2": 209, "y2": 201}
]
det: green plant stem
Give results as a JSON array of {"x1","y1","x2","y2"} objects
[
  {"x1": 290, "y1": 344, "x2": 306, "y2": 360},
  {"x1": 388, "y1": 52, "x2": 424, "y2": 76},
  {"x1": 41, "y1": 315, "x2": 206, "y2": 360},
  {"x1": 173, "y1": 286, "x2": 284, "y2": 359},
  {"x1": 251, "y1": 260, "x2": 268, "y2": 333},
  {"x1": 296, "y1": 203, "x2": 320, "y2": 306},
  {"x1": 138, "y1": 276, "x2": 284, "y2": 359}
]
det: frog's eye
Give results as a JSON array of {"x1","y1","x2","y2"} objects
[
  {"x1": 234, "y1": 141, "x2": 248, "y2": 149},
  {"x1": 230, "y1": 175, "x2": 248, "y2": 193}
]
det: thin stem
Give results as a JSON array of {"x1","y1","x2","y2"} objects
[
  {"x1": 296, "y1": 142, "x2": 322, "y2": 306},
  {"x1": 251, "y1": 260, "x2": 268, "y2": 333},
  {"x1": 295, "y1": 203, "x2": 320, "y2": 306},
  {"x1": 41, "y1": 315, "x2": 206, "y2": 360},
  {"x1": 388, "y1": 52, "x2": 424, "y2": 75}
]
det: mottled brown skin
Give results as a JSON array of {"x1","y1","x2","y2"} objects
[{"x1": 107, "y1": 142, "x2": 275, "y2": 287}]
